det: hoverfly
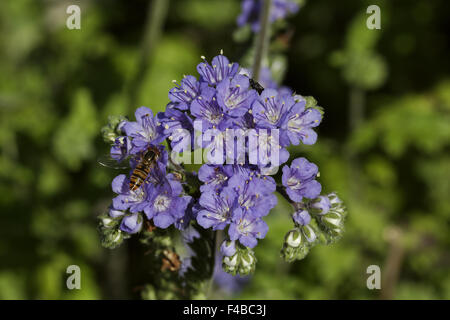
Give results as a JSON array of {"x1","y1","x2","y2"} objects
[{"x1": 98, "y1": 145, "x2": 161, "y2": 192}]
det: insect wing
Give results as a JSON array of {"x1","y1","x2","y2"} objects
[{"x1": 97, "y1": 154, "x2": 131, "y2": 169}]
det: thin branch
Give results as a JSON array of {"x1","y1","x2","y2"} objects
[{"x1": 252, "y1": 0, "x2": 272, "y2": 82}]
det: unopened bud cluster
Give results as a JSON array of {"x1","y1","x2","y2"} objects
[
  {"x1": 221, "y1": 240, "x2": 256, "y2": 276},
  {"x1": 98, "y1": 212, "x2": 130, "y2": 249},
  {"x1": 313, "y1": 192, "x2": 347, "y2": 243},
  {"x1": 281, "y1": 192, "x2": 347, "y2": 262},
  {"x1": 101, "y1": 115, "x2": 128, "y2": 144}
]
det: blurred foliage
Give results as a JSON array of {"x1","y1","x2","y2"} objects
[{"x1": 0, "y1": 0, "x2": 449, "y2": 299}]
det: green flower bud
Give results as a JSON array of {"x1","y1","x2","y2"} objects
[
  {"x1": 238, "y1": 250, "x2": 256, "y2": 275},
  {"x1": 303, "y1": 95, "x2": 325, "y2": 115},
  {"x1": 101, "y1": 115, "x2": 127, "y2": 144},
  {"x1": 222, "y1": 245, "x2": 256, "y2": 276},
  {"x1": 328, "y1": 192, "x2": 347, "y2": 217},
  {"x1": 302, "y1": 225, "x2": 317, "y2": 243},
  {"x1": 316, "y1": 210, "x2": 345, "y2": 243},
  {"x1": 101, "y1": 216, "x2": 116, "y2": 228},
  {"x1": 101, "y1": 229, "x2": 124, "y2": 249},
  {"x1": 310, "y1": 192, "x2": 347, "y2": 244},
  {"x1": 286, "y1": 229, "x2": 303, "y2": 248}
]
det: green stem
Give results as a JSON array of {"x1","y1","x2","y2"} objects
[
  {"x1": 206, "y1": 230, "x2": 219, "y2": 299},
  {"x1": 127, "y1": 0, "x2": 170, "y2": 112},
  {"x1": 251, "y1": 0, "x2": 272, "y2": 82}
]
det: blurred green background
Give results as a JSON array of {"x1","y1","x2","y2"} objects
[{"x1": 0, "y1": 0, "x2": 449, "y2": 299}]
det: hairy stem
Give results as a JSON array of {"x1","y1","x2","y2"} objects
[
  {"x1": 251, "y1": 0, "x2": 272, "y2": 82},
  {"x1": 127, "y1": 0, "x2": 170, "y2": 112}
]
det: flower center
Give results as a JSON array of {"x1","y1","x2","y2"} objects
[
  {"x1": 154, "y1": 195, "x2": 171, "y2": 212},
  {"x1": 287, "y1": 176, "x2": 302, "y2": 190}
]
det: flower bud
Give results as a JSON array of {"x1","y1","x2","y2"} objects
[
  {"x1": 237, "y1": 249, "x2": 256, "y2": 276},
  {"x1": 120, "y1": 213, "x2": 143, "y2": 234},
  {"x1": 109, "y1": 208, "x2": 125, "y2": 218},
  {"x1": 285, "y1": 229, "x2": 302, "y2": 248},
  {"x1": 313, "y1": 193, "x2": 347, "y2": 243},
  {"x1": 101, "y1": 115, "x2": 127, "y2": 144},
  {"x1": 302, "y1": 225, "x2": 317, "y2": 243},
  {"x1": 220, "y1": 240, "x2": 237, "y2": 257},
  {"x1": 281, "y1": 240, "x2": 310, "y2": 262},
  {"x1": 99, "y1": 212, "x2": 120, "y2": 229},
  {"x1": 309, "y1": 195, "x2": 331, "y2": 215},
  {"x1": 101, "y1": 229, "x2": 124, "y2": 249},
  {"x1": 222, "y1": 245, "x2": 256, "y2": 276},
  {"x1": 328, "y1": 192, "x2": 346, "y2": 217},
  {"x1": 224, "y1": 253, "x2": 239, "y2": 268},
  {"x1": 102, "y1": 217, "x2": 115, "y2": 228},
  {"x1": 281, "y1": 228, "x2": 312, "y2": 262},
  {"x1": 322, "y1": 211, "x2": 342, "y2": 229},
  {"x1": 292, "y1": 210, "x2": 311, "y2": 226}
]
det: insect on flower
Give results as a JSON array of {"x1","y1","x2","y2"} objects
[
  {"x1": 249, "y1": 78, "x2": 265, "y2": 94},
  {"x1": 98, "y1": 145, "x2": 162, "y2": 192}
]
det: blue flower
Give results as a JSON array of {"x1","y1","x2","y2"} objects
[
  {"x1": 191, "y1": 86, "x2": 231, "y2": 130},
  {"x1": 227, "y1": 173, "x2": 277, "y2": 218},
  {"x1": 282, "y1": 157, "x2": 321, "y2": 202},
  {"x1": 110, "y1": 135, "x2": 132, "y2": 162},
  {"x1": 111, "y1": 174, "x2": 148, "y2": 213},
  {"x1": 143, "y1": 182, "x2": 191, "y2": 229},
  {"x1": 120, "y1": 213, "x2": 143, "y2": 234},
  {"x1": 252, "y1": 89, "x2": 292, "y2": 129},
  {"x1": 174, "y1": 200, "x2": 198, "y2": 230},
  {"x1": 198, "y1": 164, "x2": 233, "y2": 192},
  {"x1": 283, "y1": 99, "x2": 322, "y2": 146},
  {"x1": 228, "y1": 210, "x2": 268, "y2": 248},
  {"x1": 216, "y1": 74, "x2": 257, "y2": 117},
  {"x1": 123, "y1": 107, "x2": 165, "y2": 154},
  {"x1": 237, "y1": 0, "x2": 300, "y2": 32},
  {"x1": 169, "y1": 75, "x2": 205, "y2": 110},
  {"x1": 196, "y1": 187, "x2": 239, "y2": 230},
  {"x1": 247, "y1": 127, "x2": 290, "y2": 170},
  {"x1": 197, "y1": 54, "x2": 239, "y2": 86},
  {"x1": 157, "y1": 108, "x2": 193, "y2": 153}
]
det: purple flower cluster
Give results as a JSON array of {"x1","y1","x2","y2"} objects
[
  {"x1": 103, "y1": 53, "x2": 326, "y2": 266},
  {"x1": 158, "y1": 53, "x2": 321, "y2": 249},
  {"x1": 237, "y1": 0, "x2": 300, "y2": 32},
  {"x1": 197, "y1": 166, "x2": 276, "y2": 248},
  {"x1": 106, "y1": 107, "x2": 193, "y2": 233}
]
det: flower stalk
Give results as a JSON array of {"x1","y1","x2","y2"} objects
[{"x1": 251, "y1": 0, "x2": 273, "y2": 82}]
